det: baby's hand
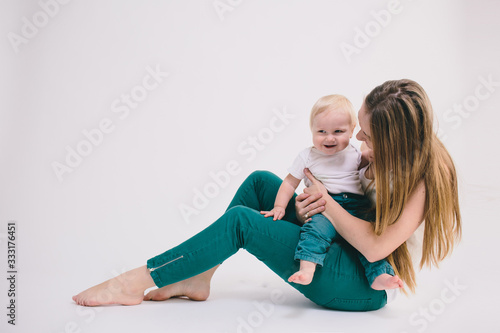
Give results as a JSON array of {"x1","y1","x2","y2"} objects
[{"x1": 260, "y1": 206, "x2": 286, "y2": 221}]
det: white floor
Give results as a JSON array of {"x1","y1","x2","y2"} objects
[{"x1": 2, "y1": 183, "x2": 499, "y2": 333}]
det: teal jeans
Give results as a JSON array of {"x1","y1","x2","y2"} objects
[
  {"x1": 295, "y1": 194, "x2": 395, "y2": 286},
  {"x1": 147, "y1": 171, "x2": 387, "y2": 311}
]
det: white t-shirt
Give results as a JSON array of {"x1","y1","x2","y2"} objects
[{"x1": 288, "y1": 144, "x2": 364, "y2": 195}]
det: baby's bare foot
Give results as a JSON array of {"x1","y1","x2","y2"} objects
[
  {"x1": 288, "y1": 260, "x2": 316, "y2": 285},
  {"x1": 371, "y1": 273, "x2": 404, "y2": 290},
  {"x1": 73, "y1": 266, "x2": 154, "y2": 306},
  {"x1": 288, "y1": 270, "x2": 314, "y2": 285}
]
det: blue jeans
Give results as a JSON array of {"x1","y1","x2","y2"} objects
[
  {"x1": 294, "y1": 192, "x2": 394, "y2": 286},
  {"x1": 147, "y1": 171, "x2": 387, "y2": 311}
]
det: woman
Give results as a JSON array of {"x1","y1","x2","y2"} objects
[{"x1": 73, "y1": 79, "x2": 461, "y2": 311}]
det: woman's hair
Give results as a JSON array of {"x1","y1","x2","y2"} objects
[
  {"x1": 309, "y1": 94, "x2": 357, "y2": 129},
  {"x1": 364, "y1": 79, "x2": 461, "y2": 293}
]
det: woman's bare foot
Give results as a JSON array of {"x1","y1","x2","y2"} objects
[
  {"x1": 288, "y1": 260, "x2": 316, "y2": 285},
  {"x1": 73, "y1": 266, "x2": 155, "y2": 306},
  {"x1": 144, "y1": 266, "x2": 218, "y2": 302},
  {"x1": 371, "y1": 273, "x2": 404, "y2": 290}
]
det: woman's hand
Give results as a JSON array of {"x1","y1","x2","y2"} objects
[
  {"x1": 303, "y1": 168, "x2": 329, "y2": 197},
  {"x1": 295, "y1": 169, "x2": 327, "y2": 224}
]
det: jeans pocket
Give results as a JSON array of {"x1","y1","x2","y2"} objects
[{"x1": 322, "y1": 297, "x2": 374, "y2": 311}]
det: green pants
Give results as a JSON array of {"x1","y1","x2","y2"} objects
[{"x1": 147, "y1": 171, "x2": 387, "y2": 311}]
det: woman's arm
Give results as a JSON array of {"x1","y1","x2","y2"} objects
[{"x1": 303, "y1": 168, "x2": 425, "y2": 262}]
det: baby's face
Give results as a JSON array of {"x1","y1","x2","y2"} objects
[{"x1": 311, "y1": 110, "x2": 353, "y2": 155}]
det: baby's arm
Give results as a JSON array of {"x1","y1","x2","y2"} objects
[{"x1": 261, "y1": 174, "x2": 301, "y2": 220}]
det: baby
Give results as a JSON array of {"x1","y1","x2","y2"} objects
[{"x1": 261, "y1": 94, "x2": 403, "y2": 290}]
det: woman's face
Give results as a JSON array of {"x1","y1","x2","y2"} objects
[{"x1": 356, "y1": 103, "x2": 373, "y2": 149}]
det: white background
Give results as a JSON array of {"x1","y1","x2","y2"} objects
[{"x1": 1, "y1": 0, "x2": 499, "y2": 332}]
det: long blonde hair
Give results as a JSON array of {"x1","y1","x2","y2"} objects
[{"x1": 364, "y1": 79, "x2": 461, "y2": 293}]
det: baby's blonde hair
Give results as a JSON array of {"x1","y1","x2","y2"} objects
[{"x1": 309, "y1": 94, "x2": 357, "y2": 129}]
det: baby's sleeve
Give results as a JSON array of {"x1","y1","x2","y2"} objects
[{"x1": 287, "y1": 148, "x2": 310, "y2": 181}]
